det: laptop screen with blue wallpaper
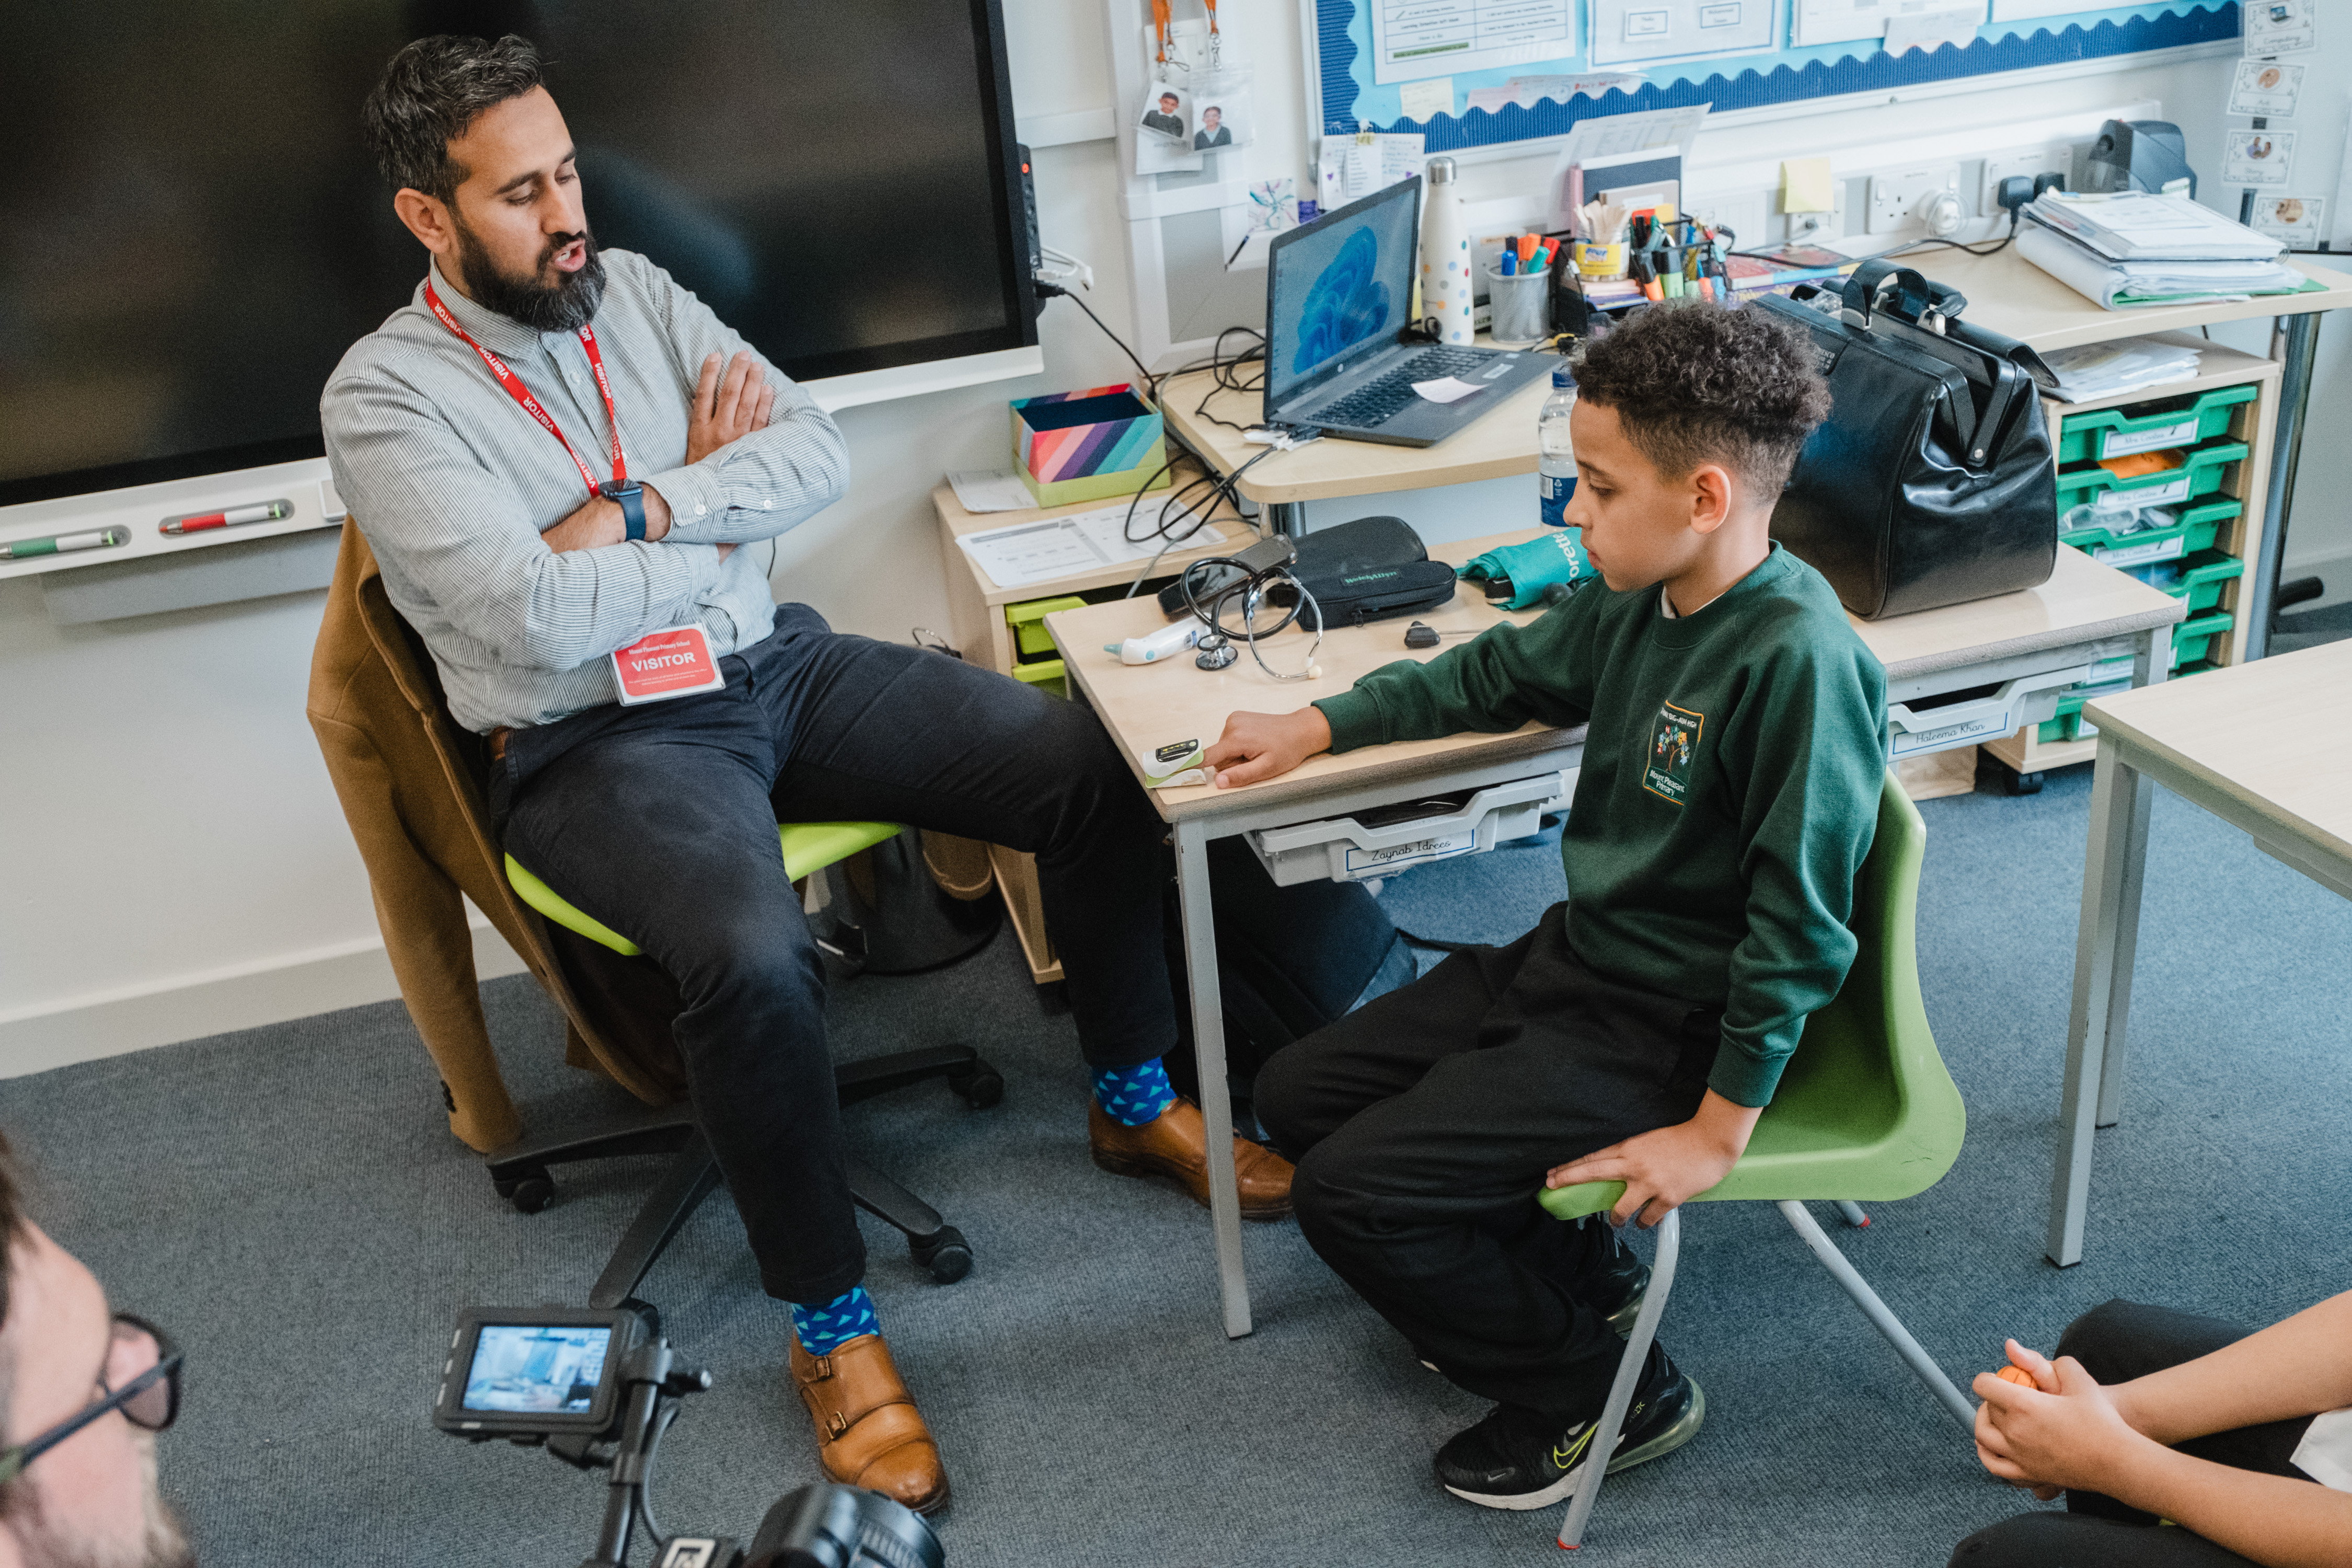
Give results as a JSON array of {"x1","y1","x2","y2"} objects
[{"x1": 1266, "y1": 179, "x2": 1419, "y2": 409}]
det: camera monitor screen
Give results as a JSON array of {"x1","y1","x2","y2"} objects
[{"x1": 463, "y1": 1324, "x2": 614, "y2": 1415}]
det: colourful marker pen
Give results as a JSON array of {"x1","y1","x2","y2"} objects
[
  {"x1": 1500, "y1": 250, "x2": 1517, "y2": 276},
  {"x1": 0, "y1": 526, "x2": 129, "y2": 561},
  {"x1": 162, "y1": 500, "x2": 291, "y2": 536}
]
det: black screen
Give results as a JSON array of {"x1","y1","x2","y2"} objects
[{"x1": 0, "y1": 1, "x2": 1033, "y2": 507}]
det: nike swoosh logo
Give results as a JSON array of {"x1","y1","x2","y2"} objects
[{"x1": 1553, "y1": 1400, "x2": 1644, "y2": 1470}]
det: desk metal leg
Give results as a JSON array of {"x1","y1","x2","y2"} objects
[
  {"x1": 2247, "y1": 311, "x2": 2320, "y2": 663},
  {"x1": 1173, "y1": 817, "x2": 1253, "y2": 1338},
  {"x1": 2046, "y1": 740, "x2": 2153, "y2": 1268},
  {"x1": 2091, "y1": 624, "x2": 2169, "y2": 1131},
  {"x1": 1264, "y1": 501, "x2": 1305, "y2": 538}
]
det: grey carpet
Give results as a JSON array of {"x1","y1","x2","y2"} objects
[{"x1": 5, "y1": 763, "x2": 2348, "y2": 1567}]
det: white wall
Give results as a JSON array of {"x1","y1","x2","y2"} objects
[{"x1": 0, "y1": 12, "x2": 2294, "y2": 1076}]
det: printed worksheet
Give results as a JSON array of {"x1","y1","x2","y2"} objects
[
  {"x1": 1368, "y1": 0, "x2": 1578, "y2": 85},
  {"x1": 955, "y1": 503, "x2": 1228, "y2": 590}
]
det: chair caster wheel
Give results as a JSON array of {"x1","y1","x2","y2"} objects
[
  {"x1": 910, "y1": 1225, "x2": 972, "y2": 1284},
  {"x1": 495, "y1": 1163, "x2": 554, "y2": 1214},
  {"x1": 949, "y1": 1062, "x2": 1004, "y2": 1110},
  {"x1": 2004, "y1": 767, "x2": 2044, "y2": 796}
]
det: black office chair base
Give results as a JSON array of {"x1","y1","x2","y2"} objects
[{"x1": 483, "y1": 1044, "x2": 1000, "y2": 1308}]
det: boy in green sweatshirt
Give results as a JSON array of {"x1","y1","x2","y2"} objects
[{"x1": 1203, "y1": 302, "x2": 1886, "y2": 1512}]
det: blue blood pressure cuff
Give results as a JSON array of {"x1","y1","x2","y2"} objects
[{"x1": 1458, "y1": 531, "x2": 1589, "y2": 609}]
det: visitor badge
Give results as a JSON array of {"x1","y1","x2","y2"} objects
[{"x1": 610, "y1": 625, "x2": 724, "y2": 705}]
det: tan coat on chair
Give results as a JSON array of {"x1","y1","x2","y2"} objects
[{"x1": 304, "y1": 522, "x2": 686, "y2": 1152}]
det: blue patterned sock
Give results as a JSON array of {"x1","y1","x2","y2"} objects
[
  {"x1": 1092, "y1": 1056, "x2": 1178, "y2": 1127},
  {"x1": 789, "y1": 1286, "x2": 881, "y2": 1356}
]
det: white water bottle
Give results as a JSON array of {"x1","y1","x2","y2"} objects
[
  {"x1": 1420, "y1": 156, "x2": 1474, "y2": 345},
  {"x1": 1538, "y1": 367, "x2": 1578, "y2": 529}
]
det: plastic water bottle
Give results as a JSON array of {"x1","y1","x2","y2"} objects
[{"x1": 1538, "y1": 367, "x2": 1578, "y2": 529}]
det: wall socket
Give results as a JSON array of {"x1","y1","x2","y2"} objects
[
  {"x1": 1867, "y1": 163, "x2": 1962, "y2": 235},
  {"x1": 1980, "y1": 144, "x2": 2071, "y2": 218},
  {"x1": 1689, "y1": 191, "x2": 1770, "y2": 249}
]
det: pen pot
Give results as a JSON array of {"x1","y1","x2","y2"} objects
[
  {"x1": 1572, "y1": 241, "x2": 1627, "y2": 280},
  {"x1": 1483, "y1": 262, "x2": 1552, "y2": 350}
]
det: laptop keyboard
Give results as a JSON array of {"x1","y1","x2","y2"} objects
[{"x1": 1309, "y1": 347, "x2": 1497, "y2": 429}]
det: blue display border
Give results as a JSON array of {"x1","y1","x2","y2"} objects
[{"x1": 1319, "y1": 3, "x2": 2239, "y2": 148}]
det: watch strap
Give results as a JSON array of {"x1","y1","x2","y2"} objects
[{"x1": 603, "y1": 480, "x2": 647, "y2": 542}]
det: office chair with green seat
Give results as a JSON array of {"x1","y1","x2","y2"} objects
[
  {"x1": 1539, "y1": 770, "x2": 1972, "y2": 1549},
  {"x1": 491, "y1": 820, "x2": 1007, "y2": 1309}
]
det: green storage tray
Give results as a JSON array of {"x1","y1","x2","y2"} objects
[
  {"x1": 1006, "y1": 594, "x2": 1087, "y2": 657},
  {"x1": 2056, "y1": 383, "x2": 2258, "y2": 466},
  {"x1": 2054, "y1": 437, "x2": 2246, "y2": 516},
  {"x1": 2035, "y1": 680, "x2": 2130, "y2": 744},
  {"x1": 2061, "y1": 497, "x2": 2240, "y2": 568},
  {"x1": 2124, "y1": 549, "x2": 2244, "y2": 614},
  {"x1": 2170, "y1": 609, "x2": 2233, "y2": 668}
]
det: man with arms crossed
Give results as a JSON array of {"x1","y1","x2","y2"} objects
[
  {"x1": 1204, "y1": 304, "x2": 1886, "y2": 1511},
  {"x1": 0, "y1": 1132, "x2": 192, "y2": 1568},
  {"x1": 325, "y1": 35, "x2": 1292, "y2": 1513}
]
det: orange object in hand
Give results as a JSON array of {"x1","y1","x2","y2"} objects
[{"x1": 1996, "y1": 1364, "x2": 2038, "y2": 1388}]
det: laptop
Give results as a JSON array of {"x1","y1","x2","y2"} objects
[{"x1": 1263, "y1": 176, "x2": 1553, "y2": 448}]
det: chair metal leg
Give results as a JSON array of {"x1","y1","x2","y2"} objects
[
  {"x1": 845, "y1": 1155, "x2": 944, "y2": 1241},
  {"x1": 1777, "y1": 1201, "x2": 1972, "y2": 1432},
  {"x1": 1835, "y1": 1200, "x2": 1870, "y2": 1229},
  {"x1": 1557, "y1": 1208, "x2": 1681, "y2": 1550},
  {"x1": 588, "y1": 1135, "x2": 723, "y2": 1309}
]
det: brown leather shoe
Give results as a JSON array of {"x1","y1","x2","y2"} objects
[
  {"x1": 788, "y1": 1331, "x2": 950, "y2": 1515},
  {"x1": 1089, "y1": 1097, "x2": 1295, "y2": 1220}
]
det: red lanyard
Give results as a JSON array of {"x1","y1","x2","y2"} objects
[{"x1": 424, "y1": 279, "x2": 624, "y2": 499}]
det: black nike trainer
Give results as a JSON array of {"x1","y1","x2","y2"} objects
[{"x1": 1434, "y1": 1346, "x2": 1704, "y2": 1511}]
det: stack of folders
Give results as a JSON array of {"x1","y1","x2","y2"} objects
[
  {"x1": 2040, "y1": 337, "x2": 2203, "y2": 403},
  {"x1": 2019, "y1": 191, "x2": 2311, "y2": 310}
]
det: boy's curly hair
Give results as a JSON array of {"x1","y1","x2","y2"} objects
[{"x1": 1572, "y1": 301, "x2": 1832, "y2": 500}]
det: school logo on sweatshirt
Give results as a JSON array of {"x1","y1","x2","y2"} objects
[{"x1": 1644, "y1": 701, "x2": 1704, "y2": 803}]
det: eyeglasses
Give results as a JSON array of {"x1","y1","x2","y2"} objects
[{"x1": 0, "y1": 1314, "x2": 181, "y2": 1485}]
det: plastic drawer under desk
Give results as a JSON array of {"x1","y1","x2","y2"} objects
[
  {"x1": 1887, "y1": 665, "x2": 2094, "y2": 760},
  {"x1": 1247, "y1": 771, "x2": 1573, "y2": 888}
]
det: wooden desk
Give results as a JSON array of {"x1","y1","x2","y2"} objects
[
  {"x1": 1903, "y1": 249, "x2": 2352, "y2": 352},
  {"x1": 2046, "y1": 638, "x2": 2352, "y2": 1267},
  {"x1": 1157, "y1": 350, "x2": 1556, "y2": 517},
  {"x1": 1047, "y1": 529, "x2": 1581, "y2": 1336}
]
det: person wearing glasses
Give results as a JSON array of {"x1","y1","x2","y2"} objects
[{"x1": 0, "y1": 1133, "x2": 189, "y2": 1568}]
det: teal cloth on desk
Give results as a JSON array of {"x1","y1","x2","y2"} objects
[{"x1": 1458, "y1": 531, "x2": 1590, "y2": 609}]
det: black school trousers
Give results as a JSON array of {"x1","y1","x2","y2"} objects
[
  {"x1": 1255, "y1": 905, "x2": 1721, "y2": 1419},
  {"x1": 1949, "y1": 1299, "x2": 2324, "y2": 1567},
  {"x1": 489, "y1": 605, "x2": 1173, "y2": 1306}
]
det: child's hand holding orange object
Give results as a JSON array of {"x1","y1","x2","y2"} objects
[{"x1": 1977, "y1": 1339, "x2": 2063, "y2": 1498}]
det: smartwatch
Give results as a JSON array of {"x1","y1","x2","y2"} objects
[{"x1": 600, "y1": 478, "x2": 647, "y2": 542}]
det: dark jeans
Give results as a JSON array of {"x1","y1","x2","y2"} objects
[
  {"x1": 1949, "y1": 1300, "x2": 2322, "y2": 1568},
  {"x1": 1255, "y1": 905, "x2": 1719, "y2": 1418},
  {"x1": 489, "y1": 606, "x2": 1173, "y2": 1304}
]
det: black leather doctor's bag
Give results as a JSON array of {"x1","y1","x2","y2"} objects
[{"x1": 1755, "y1": 260, "x2": 2060, "y2": 620}]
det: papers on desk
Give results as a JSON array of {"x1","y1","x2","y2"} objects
[
  {"x1": 955, "y1": 501, "x2": 1228, "y2": 589},
  {"x1": 2027, "y1": 191, "x2": 2282, "y2": 262},
  {"x1": 1412, "y1": 376, "x2": 1486, "y2": 404},
  {"x1": 2041, "y1": 338, "x2": 2203, "y2": 403},
  {"x1": 946, "y1": 469, "x2": 1035, "y2": 513},
  {"x1": 2016, "y1": 224, "x2": 2310, "y2": 312}
]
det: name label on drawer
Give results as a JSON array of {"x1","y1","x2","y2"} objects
[
  {"x1": 2093, "y1": 535, "x2": 2187, "y2": 568},
  {"x1": 1345, "y1": 833, "x2": 1473, "y2": 875},
  {"x1": 2097, "y1": 475, "x2": 2192, "y2": 509},
  {"x1": 1892, "y1": 713, "x2": 2011, "y2": 756},
  {"x1": 2101, "y1": 419, "x2": 2198, "y2": 459}
]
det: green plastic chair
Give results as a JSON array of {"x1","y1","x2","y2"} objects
[
  {"x1": 1538, "y1": 770, "x2": 1971, "y2": 1548},
  {"x1": 504, "y1": 821, "x2": 905, "y2": 955},
  {"x1": 495, "y1": 819, "x2": 1009, "y2": 1302}
]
